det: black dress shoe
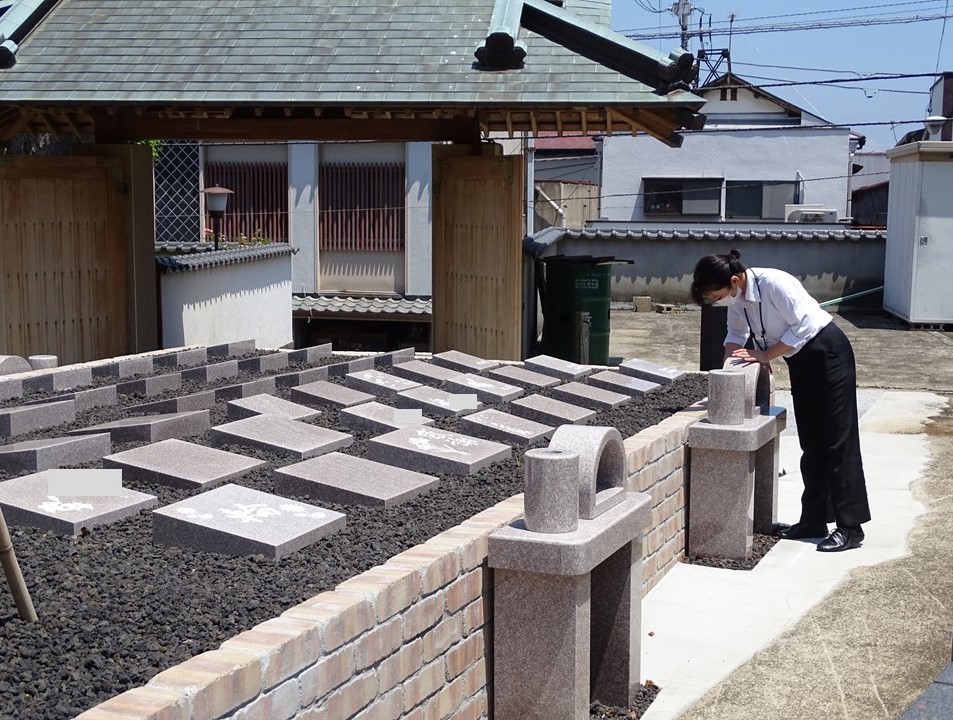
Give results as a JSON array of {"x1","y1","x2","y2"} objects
[
  {"x1": 817, "y1": 526, "x2": 864, "y2": 552},
  {"x1": 776, "y1": 522, "x2": 829, "y2": 540}
]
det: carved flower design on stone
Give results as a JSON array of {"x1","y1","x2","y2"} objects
[
  {"x1": 278, "y1": 504, "x2": 327, "y2": 520},
  {"x1": 408, "y1": 428, "x2": 479, "y2": 455},
  {"x1": 220, "y1": 503, "x2": 282, "y2": 523},
  {"x1": 175, "y1": 507, "x2": 213, "y2": 521},
  {"x1": 38, "y1": 496, "x2": 94, "y2": 514}
]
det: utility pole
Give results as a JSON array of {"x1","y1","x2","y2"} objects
[{"x1": 671, "y1": 0, "x2": 695, "y2": 52}]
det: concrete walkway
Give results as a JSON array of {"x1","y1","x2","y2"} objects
[{"x1": 607, "y1": 308, "x2": 953, "y2": 720}]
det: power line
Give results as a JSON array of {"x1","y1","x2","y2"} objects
[
  {"x1": 624, "y1": 12, "x2": 953, "y2": 41},
  {"x1": 616, "y1": 0, "x2": 947, "y2": 33},
  {"x1": 734, "y1": 72, "x2": 931, "y2": 95},
  {"x1": 716, "y1": 72, "x2": 940, "y2": 89},
  {"x1": 732, "y1": 61, "x2": 897, "y2": 76},
  {"x1": 936, "y1": 0, "x2": 951, "y2": 72}
]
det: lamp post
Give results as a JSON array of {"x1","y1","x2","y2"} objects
[
  {"x1": 925, "y1": 115, "x2": 948, "y2": 139},
  {"x1": 201, "y1": 185, "x2": 234, "y2": 251}
]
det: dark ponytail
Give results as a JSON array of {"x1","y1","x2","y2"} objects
[{"x1": 690, "y1": 249, "x2": 747, "y2": 305}]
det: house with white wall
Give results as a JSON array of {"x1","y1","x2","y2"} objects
[{"x1": 600, "y1": 73, "x2": 861, "y2": 223}]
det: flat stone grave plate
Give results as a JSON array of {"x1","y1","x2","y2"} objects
[
  {"x1": 116, "y1": 373, "x2": 182, "y2": 397},
  {"x1": 275, "y1": 452, "x2": 439, "y2": 507},
  {"x1": 68, "y1": 410, "x2": 210, "y2": 443},
  {"x1": 431, "y1": 350, "x2": 502, "y2": 374},
  {"x1": 207, "y1": 339, "x2": 256, "y2": 357},
  {"x1": 508, "y1": 395, "x2": 597, "y2": 426},
  {"x1": 444, "y1": 374, "x2": 523, "y2": 403},
  {"x1": 215, "y1": 376, "x2": 277, "y2": 401},
  {"x1": 103, "y1": 439, "x2": 267, "y2": 489},
  {"x1": 587, "y1": 370, "x2": 661, "y2": 397},
  {"x1": 154, "y1": 347, "x2": 207, "y2": 368},
  {"x1": 338, "y1": 401, "x2": 434, "y2": 433},
  {"x1": 522, "y1": 355, "x2": 595, "y2": 381},
  {"x1": 488, "y1": 365, "x2": 562, "y2": 390},
  {"x1": 393, "y1": 387, "x2": 482, "y2": 417},
  {"x1": 0, "y1": 472, "x2": 157, "y2": 535},
  {"x1": 550, "y1": 381, "x2": 631, "y2": 410},
  {"x1": 458, "y1": 409, "x2": 555, "y2": 446},
  {"x1": 366, "y1": 426, "x2": 510, "y2": 475},
  {"x1": 290, "y1": 380, "x2": 373, "y2": 409},
  {"x1": 390, "y1": 359, "x2": 465, "y2": 387},
  {"x1": 618, "y1": 358, "x2": 686, "y2": 384},
  {"x1": 327, "y1": 356, "x2": 375, "y2": 377},
  {"x1": 153, "y1": 483, "x2": 345, "y2": 559},
  {"x1": 226, "y1": 394, "x2": 321, "y2": 422},
  {"x1": 0, "y1": 434, "x2": 111, "y2": 474},
  {"x1": 345, "y1": 369, "x2": 421, "y2": 397},
  {"x1": 210, "y1": 415, "x2": 352, "y2": 459}
]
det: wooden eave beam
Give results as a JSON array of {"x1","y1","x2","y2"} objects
[{"x1": 90, "y1": 114, "x2": 483, "y2": 143}]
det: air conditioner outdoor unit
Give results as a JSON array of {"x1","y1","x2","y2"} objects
[{"x1": 784, "y1": 204, "x2": 839, "y2": 223}]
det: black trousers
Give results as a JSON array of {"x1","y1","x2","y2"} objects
[{"x1": 783, "y1": 322, "x2": 871, "y2": 528}]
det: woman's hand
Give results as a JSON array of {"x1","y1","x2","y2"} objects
[{"x1": 731, "y1": 347, "x2": 770, "y2": 364}]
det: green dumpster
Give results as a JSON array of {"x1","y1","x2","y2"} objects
[{"x1": 541, "y1": 255, "x2": 627, "y2": 365}]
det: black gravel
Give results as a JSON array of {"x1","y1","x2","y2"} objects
[
  {"x1": 590, "y1": 682, "x2": 660, "y2": 719},
  {"x1": 0, "y1": 362, "x2": 706, "y2": 720},
  {"x1": 682, "y1": 533, "x2": 780, "y2": 570}
]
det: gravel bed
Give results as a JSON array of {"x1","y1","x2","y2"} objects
[
  {"x1": 682, "y1": 533, "x2": 780, "y2": 570},
  {"x1": 591, "y1": 682, "x2": 660, "y2": 719},
  {"x1": 0, "y1": 366, "x2": 706, "y2": 720}
]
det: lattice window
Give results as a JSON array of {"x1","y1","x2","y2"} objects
[
  {"x1": 154, "y1": 141, "x2": 201, "y2": 244},
  {"x1": 318, "y1": 162, "x2": 406, "y2": 252},
  {"x1": 204, "y1": 161, "x2": 289, "y2": 243}
]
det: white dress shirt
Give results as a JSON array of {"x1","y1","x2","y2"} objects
[{"x1": 724, "y1": 268, "x2": 832, "y2": 358}]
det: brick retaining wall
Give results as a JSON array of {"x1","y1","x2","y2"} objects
[{"x1": 75, "y1": 402, "x2": 705, "y2": 720}]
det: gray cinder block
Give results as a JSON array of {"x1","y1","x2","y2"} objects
[
  {"x1": 0, "y1": 434, "x2": 111, "y2": 474},
  {"x1": 0, "y1": 400, "x2": 76, "y2": 438},
  {"x1": 207, "y1": 339, "x2": 256, "y2": 357}
]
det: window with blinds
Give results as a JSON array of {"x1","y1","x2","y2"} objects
[
  {"x1": 318, "y1": 162, "x2": 406, "y2": 252},
  {"x1": 204, "y1": 161, "x2": 288, "y2": 243}
]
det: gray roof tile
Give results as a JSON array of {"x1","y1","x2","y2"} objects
[
  {"x1": 0, "y1": 0, "x2": 703, "y2": 110},
  {"x1": 292, "y1": 295, "x2": 433, "y2": 317}
]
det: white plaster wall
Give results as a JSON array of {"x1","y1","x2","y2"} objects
[
  {"x1": 321, "y1": 142, "x2": 404, "y2": 163},
  {"x1": 205, "y1": 144, "x2": 288, "y2": 163},
  {"x1": 161, "y1": 255, "x2": 293, "y2": 349},
  {"x1": 405, "y1": 142, "x2": 433, "y2": 296},
  {"x1": 289, "y1": 143, "x2": 319, "y2": 294},
  {"x1": 320, "y1": 251, "x2": 405, "y2": 294},
  {"x1": 601, "y1": 127, "x2": 850, "y2": 221}
]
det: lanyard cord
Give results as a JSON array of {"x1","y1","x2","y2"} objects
[{"x1": 742, "y1": 272, "x2": 769, "y2": 352}]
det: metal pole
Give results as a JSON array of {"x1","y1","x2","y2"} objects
[
  {"x1": 214, "y1": 215, "x2": 221, "y2": 251},
  {"x1": 818, "y1": 286, "x2": 884, "y2": 308},
  {"x1": 0, "y1": 508, "x2": 37, "y2": 622}
]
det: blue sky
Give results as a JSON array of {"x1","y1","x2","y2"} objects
[{"x1": 610, "y1": 0, "x2": 953, "y2": 150}]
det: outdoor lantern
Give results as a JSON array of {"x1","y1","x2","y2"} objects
[
  {"x1": 924, "y1": 115, "x2": 947, "y2": 137},
  {"x1": 201, "y1": 185, "x2": 234, "y2": 251}
]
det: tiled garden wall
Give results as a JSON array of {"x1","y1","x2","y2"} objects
[{"x1": 75, "y1": 402, "x2": 706, "y2": 720}]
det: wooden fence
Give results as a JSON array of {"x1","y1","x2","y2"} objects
[{"x1": 0, "y1": 156, "x2": 127, "y2": 364}]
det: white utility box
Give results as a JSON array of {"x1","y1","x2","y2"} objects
[{"x1": 882, "y1": 141, "x2": 953, "y2": 324}]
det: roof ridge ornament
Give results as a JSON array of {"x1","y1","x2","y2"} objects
[
  {"x1": 0, "y1": 0, "x2": 59, "y2": 68},
  {"x1": 475, "y1": 0, "x2": 527, "y2": 69}
]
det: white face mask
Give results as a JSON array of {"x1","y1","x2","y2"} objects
[{"x1": 712, "y1": 288, "x2": 739, "y2": 307}]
